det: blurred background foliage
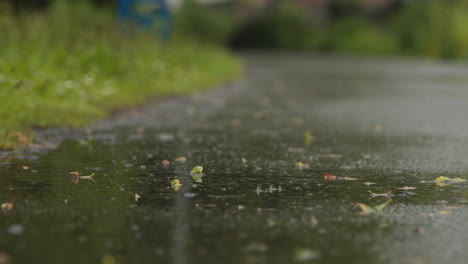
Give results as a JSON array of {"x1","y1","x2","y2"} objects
[
  {"x1": 5, "y1": 0, "x2": 468, "y2": 58},
  {"x1": 0, "y1": 0, "x2": 241, "y2": 148},
  {"x1": 174, "y1": 0, "x2": 468, "y2": 58}
]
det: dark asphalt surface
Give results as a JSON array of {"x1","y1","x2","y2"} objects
[{"x1": 1, "y1": 54, "x2": 467, "y2": 264}]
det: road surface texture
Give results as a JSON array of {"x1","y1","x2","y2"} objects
[{"x1": 0, "y1": 54, "x2": 467, "y2": 264}]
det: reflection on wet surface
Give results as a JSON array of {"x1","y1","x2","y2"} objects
[{"x1": 1, "y1": 54, "x2": 467, "y2": 264}]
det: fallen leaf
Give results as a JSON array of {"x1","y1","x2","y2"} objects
[
  {"x1": 1, "y1": 196, "x2": 16, "y2": 214},
  {"x1": 161, "y1": 160, "x2": 170, "y2": 167},
  {"x1": 324, "y1": 173, "x2": 337, "y2": 181},
  {"x1": 171, "y1": 179, "x2": 182, "y2": 191},
  {"x1": 1, "y1": 202, "x2": 14, "y2": 213},
  {"x1": 69, "y1": 172, "x2": 95, "y2": 183},
  {"x1": 324, "y1": 173, "x2": 357, "y2": 181},
  {"x1": 175, "y1": 156, "x2": 187, "y2": 163},
  {"x1": 134, "y1": 193, "x2": 141, "y2": 202},
  {"x1": 368, "y1": 190, "x2": 393, "y2": 198},
  {"x1": 373, "y1": 198, "x2": 392, "y2": 211},
  {"x1": 21, "y1": 166, "x2": 29, "y2": 170},
  {"x1": 190, "y1": 166, "x2": 204, "y2": 183},
  {"x1": 191, "y1": 175, "x2": 203, "y2": 183},
  {"x1": 295, "y1": 162, "x2": 310, "y2": 170},
  {"x1": 433, "y1": 176, "x2": 466, "y2": 186},
  {"x1": 354, "y1": 198, "x2": 392, "y2": 215},
  {"x1": 241, "y1": 157, "x2": 248, "y2": 164},
  {"x1": 364, "y1": 182, "x2": 376, "y2": 186},
  {"x1": 79, "y1": 173, "x2": 95, "y2": 179},
  {"x1": 397, "y1": 186, "x2": 416, "y2": 190},
  {"x1": 354, "y1": 203, "x2": 374, "y2": 214},
  {"x1": 190, "y1": 166, "x2": 203, "y2": 175}
]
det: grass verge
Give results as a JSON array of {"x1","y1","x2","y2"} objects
[{"x1": 0, "y1": 2, "x2": 242, "y2": 149}]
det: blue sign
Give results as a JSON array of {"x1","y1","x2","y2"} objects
[{"x1": 118, "y1": 0, "x2": 171, "y2": 40}]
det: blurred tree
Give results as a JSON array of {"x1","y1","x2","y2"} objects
[
  {"x1": 328, "y1": 0, "x2": 362, "y2": 18},
  {"x1": 8, "y1": 0, "x2": 50, "y2": 13},
  {"x1": 7, "y1": 0, "x2": 115, "y2": 13},
  {"x1": 91, "y1": 0, "x2": 115, "y2": 8},
  {"x1": 174, "y1": 0, "x2": 236, "y2": 44}
]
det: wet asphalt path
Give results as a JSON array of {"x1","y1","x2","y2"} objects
[{"x1": 1, "y1": 54, "x2": 468, "y2": 264}]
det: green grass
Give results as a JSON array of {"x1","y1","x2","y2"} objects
[
  {"x1": 0, "y1": 2, "x2": 242, "y2": 149},
  {"x1": 313, "y1": 17, "x2": 398, "y2": 55},
  {"x1": 392, "y1": 0, "x2": 468, "y2": 58}
]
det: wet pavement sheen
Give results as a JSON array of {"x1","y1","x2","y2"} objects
[{"x1": 1, "y1": 54, "x2": 467, "y2": 264}]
